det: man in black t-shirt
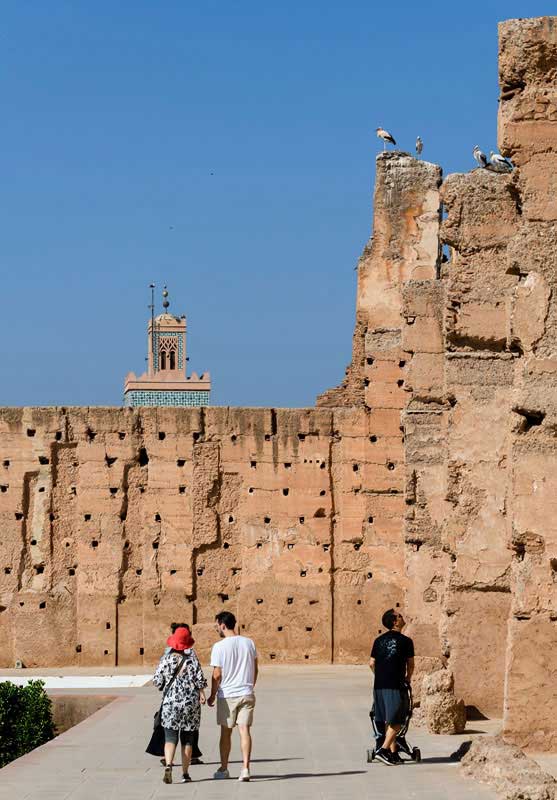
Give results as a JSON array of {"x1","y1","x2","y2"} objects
[{"x1": 369, "y1": 608, "x2": 414, "y2": 765}]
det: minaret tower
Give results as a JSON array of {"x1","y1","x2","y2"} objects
[{"x1": 124, "y1": 286, "x2": 211, "y2": 407}]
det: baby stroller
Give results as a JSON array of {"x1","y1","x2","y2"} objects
[{"x1": 366, "y1": 682, "x2": 421, "y2": 763}]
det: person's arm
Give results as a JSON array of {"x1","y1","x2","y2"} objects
[
  {"x1": 152, "y1": 657, "x2": 167, "y2": 690},
  {"x1": 208, "y1": 666, "x2": 222, "y2": 707},
  {"x1": 406, "y1": 657, "x2": 414, "y2": 684},
  {"x1": 253, "y1": 657, "x2": 258, "y2": 687},
  {"x1": 369, "y1": 657, "x2": 375, "y2": 672}
]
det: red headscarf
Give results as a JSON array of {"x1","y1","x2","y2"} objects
[{"x1": 166, "y1": 627, "x2": 195, "y2": 651}]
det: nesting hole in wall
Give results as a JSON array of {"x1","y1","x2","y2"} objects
[
  {"x1": 223, "y1": 542, "x2": 230, "y2": 549},
  {"x1": 68, "y1": 568, "x2": 75, "y2": 576},
  {"x1": 299, "y1": 516, "x2": 305, "y2": 524},
  {"x1": 152, "y1": 542, "x2": 159, "y2": 549},
  {"x1": 105, "y1": 456, "x2": 117, "y2": 467},
  {"x1": 300, "y1": 570, "x2": 307, "y2": 577},
  {"x1": 277, "y1": 626, "x2": 283, "y2": 631},
  {"x1": 139, "y1": 487, "x2": 145, "y2": 494},
  {"x1": 357, "y1": 599, "x2": 362, "y2": 605},
  {"x1": 85, "y1": 428, "x2": 95, "y2": 441},
  {"x1": 75, "y1": 645, "x2": 82, "y2": 653},
  {"x1": 120, "y1": 511, "x2": 127, "y2": 521},
  {"x1": 64, "y1": 541, "x2": 70, "y2": 547},
  {"x1": 287, "y1": 597, "x2": 293, "y2": 604},
  {"x1": 284, "y1": 462, "x2": 292, "y2": 469},
  {"x1": 106, "y1": 622, "x2": 111, "y2": 630},
  {"x1": 287, "y1": 543, "x2": 294, "y2": 550},
  {"x1": 118, "y1": 432, "x2": 126, "y2": 440},
  {"x1": 264, "y1": 517, "x2": 271, "y2": 524},
  {"x1": 136, "y1": 448, "x2": 149, "y2": 467},
  {"x1": 38, "y1": 456, "x2": 49, "y2": 465},
  {"x1": 49, "y1": 513, "x2": 55, "y2": 522},
  {"x1": 368, "y1": 516, "x2": 374, "y2": 524},
  {"x1": 298, "y1": 434, "x2": 306, "y2": 441},
  {"x1": 70, "y1": 486, "x2": 77, "y2": 495},
  {"x1": 353, "y1": 543, "x2": 361, "y2": 551},
  {"x1": 124, "y1": 540, "x2": 130, "y2": 550},
  {"x1": 319, "y1": 490, "x2": 326, "y2": 497},
  {"x1": 15, "y1": 512, "x2": 23, "y2": 520},
  {"x1": 367, "y1": 357, "x2": 374, "y2": 365},
  {"x1": 248, "y1": 488, "x2": 254, "y2": 494},
  {"x1": 364, "y1": 378, "x2": 370, "y2": 387},
  {"x1": 139, "y1": 647, "x2": 144, "y2": 655},
  {"x1": 110, "y1": 488, "x2": 118, "y2": 495},
  {"x1": 0, "y1": 485, "x2": 8, "y2": 493},
  {"x1": 306, "y1": 626, "x2": 313, "y2": 632},
  {"x1": 323, "y1": 544, "x2": 330, "y2": 552},
  {"x1": 269, "y1": 653, "x2": 276, "y2": 660},
  {"x1": 177, "y1": 458, "x2": 186, "y2": 467},
  {"x1": 4, "y1": 567, "x2": 11, "y2": 574},
  {"x1": 91, "y1": 540, "x2": 99, "y2": 548},
  {"x1": 27, "y1": 429, "x2": 36, "y2": 437},
  {"x1": 154, "y1": 513, "x2": 161, "y2": 522},
  {"x1": 30, "y1": 539, "x2": 37, "y2": 546},
  {"x1": 197, "y1": 568, "x2": 204, "y2": 576},
  {"x1": 370, "y1": 435, "x2": 377, "y2": 443},
  {"x1": 136, "y1": 569, "x2": 142, "y2": 576},
  {"x1": 387, "y1": 462, "x2": 395, "y2": 471},
  {"x1": 158, "y1": 432, "x2": 166, "y2": 441},
  {"x1": 193, "y1": 432, "x2": 200, "y2": 441},
  {"x1": 399, "y1": 360, "x2": 406, "y2": 368},
  {"x1": 232, "y1": 567, "x2": 240, "y2": 575},
  {"x1": 170, "y1": 569, "x2": 176, "y2": 575},
  {"x1": 314, "y1": 508, "x2": 326, "y2": 518},
  {"x1": 320, "y1": 462, "x2": 326, "y2": 470},
  {"x1": 2, "y1": 460, "x2": 9, "y2": 468},
  {"x1": 353, "y1": 464, "x2": 359, "y2": 472},
  {"x1": 34, "y1": 565, "x2": 44, "y2": 574},
  {"x1": 219, "y1": 593, "x2": 229, "y2": 602},
  {"x1": 228, "y1": 515, "x2": 234, "y2": 523},
  {"x1": 282, "y1": 488, "x2": 290, "y2": 496},
  {"x1": 179, "y1": 486, "x2": 186, "y2": 494},
  {"x1": 367, "y1": 572, "x2": 373, "y2": 580},
  {"x1": 19, "y1": 601, "x2": 24, "y2": 606},
  {"x1": 250, "y1": 461, "x2": 257, "y2": 468},
  {"x1": 397, "y1": 380, "x2": 404, "y2": 388},
  {"x1": 231, "y1": 434, "x2": 237, "y2": 442},
  {"x1": 304, "y1": 655, "x2": 309, "y2": 660},
  {"x1": 55, "y1": 432, "x2": 62, "y2": 441},
  {"x1": 104, "y1": 650, "x2": 109, "y2": 655},
  {"x1": 84, "y1": 514, "x2": 91, "y2": 521},
  {"x1": 265, "y1": 434, "x2": 271, "y2": 441},
  {"x1": 309, "y1": 600, "x2": 318, "y2": 605},
  {"x1": 257, "y1": 543, "x2": 263, "y2": 549},
  {"x1": 256, "y1": 598, "x2": 264, "y2": 605},
  {"x1": 38, "y1": 486, "x2": 45, "y2": 493}
]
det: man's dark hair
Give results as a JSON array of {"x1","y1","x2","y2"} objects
[
  {"x1": 215, "y1": 611, "x2": 236, "y2": 630},
  {"x1": 170, "y1": 622, "x2": 191, "y2": 633},
  {"x1": 382, "y1": 608, "x2": 398, "y2": 630}
]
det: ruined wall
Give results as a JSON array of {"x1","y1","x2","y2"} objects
[{"x1": 1, "y1": 15, "x2": 556, "y2": 752}]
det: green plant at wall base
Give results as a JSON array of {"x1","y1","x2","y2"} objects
[{"x1": 0, "y1": 680, "x2": 55, "y2": 768}]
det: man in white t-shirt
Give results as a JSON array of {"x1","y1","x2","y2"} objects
[{"x1": 207, "y1": 611, "x2": 258, "y2": 782}]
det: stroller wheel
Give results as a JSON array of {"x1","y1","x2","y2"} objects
[
  {"x1": 412, "y1": 747, "x2": 421, "y2": 763},
  {"x1": 366, "y1": 748, "x2": 376, "y2": 763}
]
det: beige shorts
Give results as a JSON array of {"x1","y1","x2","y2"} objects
[{"x1": 217, "y1": 694, "x2": 256, "y2": 728}]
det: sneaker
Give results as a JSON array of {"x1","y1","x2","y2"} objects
[
  {"x1": 190, "y1": 757, "x2": 203, "y2": 765},
  {"x1": 238, "y1": 767, "x2": 250, "y2": 782},
  {"x1": 160, "y1": 758, "x2": 174, "y2": 767},
  {"x1": 375, "y1": 748, "x2": 394, "y2": 765},
  {"x1": 163, "y1": 765, "x2": 173, "y2": 784},
  {"x1": 213, "y1": 768, "x2": 230, "y2": 780},
  {"x1": 391, "y1": 751, "x2": 404, "y2": 764},
  {"x1": 181, "y1": 773, "x2": 192, "y2": 783}
]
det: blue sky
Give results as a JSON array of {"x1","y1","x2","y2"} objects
[{"x1": 2, "y1": 1, "x2": 551, "y2": 407}]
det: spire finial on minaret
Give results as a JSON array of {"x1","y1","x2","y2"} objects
[{"x1": 162, "y1": 285, "x2": 170, "y2": 311}]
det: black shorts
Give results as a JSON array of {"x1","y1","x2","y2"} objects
[
  {"x1": 163, "y1": 727, "x2": 197, "y2": 746},
  {"x1": 373, "y1": 689, "x2": 408, "y2": 726}
]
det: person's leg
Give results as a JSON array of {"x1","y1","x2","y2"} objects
[
  {"x1": 238, "y1": 725, "x2": 252, "y2": 770},
  {"x1": 383, "y1": 723, "x2": 401, "y2": 752},
  {"x1": 163, "y1": 728, "x2": 178, "y2": 783},
  {"x1": 219, "y1": 726, "x2": 233, "y2": 770},
  {"x1": 181, "y1": 742, "x2": 192, "y2": 776}
]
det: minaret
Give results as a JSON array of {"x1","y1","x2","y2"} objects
[{"x1": 123, "y1": 286, "x2": 211, "y2": 407}]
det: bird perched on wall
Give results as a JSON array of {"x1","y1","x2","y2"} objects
[
  {"x1": 490, "y1": 151, "x2": 513, "y2": 172},
  {"x1": 416, "y1": 136, "x2": 423, "y2": 157},
  {"x1": 473, "y1": 145, "x2": 488, "y2": 168},
  {"x1": 376, "y1": 127, "x2": 396, "y2": 150}
]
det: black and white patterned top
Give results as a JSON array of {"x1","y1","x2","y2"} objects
[{"x1": 153, "y1": 649, "x2": 207, "y2": 731}]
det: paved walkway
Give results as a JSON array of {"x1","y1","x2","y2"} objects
[{"x1": 0, "y1": 666, "x2": 497, "y2": 800}]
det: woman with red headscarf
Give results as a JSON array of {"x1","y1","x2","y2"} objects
[{"x1": 153, "y1": 626, "x2": 207, "y2": 784}]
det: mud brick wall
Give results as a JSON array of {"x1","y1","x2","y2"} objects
[{"x1": 1, "y1": 15, "x2": 557, "y2": 753}]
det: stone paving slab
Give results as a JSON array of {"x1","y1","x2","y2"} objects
[{"x1": 0, "y1": 666, "x2": 498, "y2": 800}]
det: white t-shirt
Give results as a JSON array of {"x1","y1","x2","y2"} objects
[{"x1": 210, "y1": 635, "x2": 257, "y2": 698}]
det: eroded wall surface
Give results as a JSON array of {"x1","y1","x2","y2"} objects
[{"x1": 1, "y1": 15, "x2": 556, "y2": 752}]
